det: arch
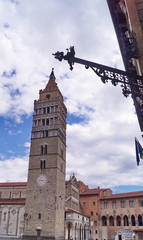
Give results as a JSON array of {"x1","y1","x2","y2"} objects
[
  {"x1": 8, "y1": 207, "x2": 18, "y2": 235},
  {"x1": 66, "y1": 222, "x2": 73, "y2": 240},
  {"x1": 102, "y1": 216, "x2": 107, "y2": 226},
  {"x1": 84, "y1": 224, "x2": 86, "y2": 240},
  {"x1": 123, "y1": 215, "x2": 129, "y2": 226},
  {"x1": 138, "y1": 215, "x2": 143, "y2": 226},
  {"x1": 40, "y1": 159, "x2": 46, "y2": 169},
  {"x1": 75, "y1": 222, "x2": 77, "y2": 240},
  {"x1": 131, "y1": 215, "x2": 136, "y2": 226},
  {"x1": 109, "y1": 216, "x2": 114, "y2": 226},
  {"x1": 116, "y1": 215, "x2": 121, "y2": 226},
  {"x1": 80, "y1": 224, "x2": 82, "y2": 240}
]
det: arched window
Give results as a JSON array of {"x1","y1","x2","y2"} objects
[
  {"x1": 41, "y1": 144, "x2": 47, "y2": 155},
  {"x1": 61, "y1": 147, "x2": 64, "y2": 158},
  {"x1": 138, "y1": 215, "x2": 143, "y2": 226},
  {"x1": 41, "y1": 145, "x2": 44, "y2": 155},
  {"x1": 46, "y1": 119, "x2": 49, "y2": 125},
  {"x1": 109, "y1": 216, "x2": 114, "y2": 226},
  {"x1": 38, "y1": 213, "x2": 41, "y2": 219},
  {"x1": 46, "y1": 94, "x2": 50, "y2": 99},
  {"x1": 102, "y1": 216, "x2": 107, "y2": 226},
  {"x1": 40, "y1": 159, "x2": 46, "y2": 169},
  {"x1": 116, "y1": 215, "x2": 121, "y2": 226},
  {"x1": 123, "y1": 215, "x2": 129, "y2": 226},
  {"x1": 131, "y1": 215, "x2": 136, "y2": 226},
  {"x1": 44, "y1": 145, "x2": 47, "y2": 154}
]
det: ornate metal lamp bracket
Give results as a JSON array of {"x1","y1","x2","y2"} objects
[
  {"x1": 53, "y1": 46, "x2": 143, "y2": 132},
  {"x1": 53, "y1": 46, "x2": 143, "y2": 99}
]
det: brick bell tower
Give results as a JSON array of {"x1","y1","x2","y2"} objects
[{"x1": 23, "y1": 69, "x2": 67, "y2": 240}]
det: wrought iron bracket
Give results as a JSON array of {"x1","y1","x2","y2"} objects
[{"x1": 53, "y1": 46, "x2": 143, "y2": 132}]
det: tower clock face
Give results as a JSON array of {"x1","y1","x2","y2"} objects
[{"x1": 36, "y1": 174, "x2": 47, "y2": 187}]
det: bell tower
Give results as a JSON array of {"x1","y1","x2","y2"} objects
[{"x1": 23, "y1": 69, "x2": 67, "y2": 240}]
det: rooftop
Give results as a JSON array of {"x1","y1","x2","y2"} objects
[
  {"x1": 0, "y1": 182, "x2": 27, "y2": 187},
  {"x1": 100, "y1": 191, "x2": 143, "y2": 200}
]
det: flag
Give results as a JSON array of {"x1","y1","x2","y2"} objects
[{"x1": 135, "y1": 138, "x2": 143, "y2": 166}]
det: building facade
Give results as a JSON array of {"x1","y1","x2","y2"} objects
[
  {"x1": 107, "y1": 0, "x2": 143, "y2": 132},
  {"x1": 0, "y1": 182, "x2": 26, "y2": 237},
  {"x1": 79, "y1": 181, "x2": 143, "y2": 240}
]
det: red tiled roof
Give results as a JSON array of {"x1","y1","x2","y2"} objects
[
  {"x1": 65, "y1": 208, "x2": 81, "y2": 214},
  {"x1": 80, "y1": 188, "x2": 109, "y2": 196},
  {"x1": 100, "y1": 191, "x2": 143, "y2": 200},
  {"x1": 0, "y1": 182, "x2": 27, "y2": 187},
  {"x1": 0, "y1": 198, "x2": 25, "y2": 205}
]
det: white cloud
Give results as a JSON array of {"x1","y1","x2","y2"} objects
[{"x1": 0, "y1": 156, "x2": 28, "y2": 182}]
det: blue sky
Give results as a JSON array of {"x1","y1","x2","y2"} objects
[{"x1": 0, "y1": 0, "x2": 143, "y2": 193}]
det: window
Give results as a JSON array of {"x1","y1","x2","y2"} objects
[
  {"x1": 46, "y1": 119, "x2": 49, "y2": 125},
  {"x1": 9, "y1": 192, "x2": 12, "y2": 198},
  {"x1": 40, "y1": 159, "x2": 46, "y2": 169},
  {"x1": 92, "y1": 202, "x2": 96, "y2": 206},
  {"x1": 121, "y1": 200, "x2": 125, "y2": 208},
  {"x1": 104, "y1": 202, "x2": 108, "y2": 209},
  {"x1": 3, "y1": 212, "x2": 6, "y2": 221},
  {"x1": 46, "y1": 94, "x2": 50, "y2": 99},
  {"x1": 47, "y1": 107, "x2": 50, "y2": 113},
  {"x1": 41, "y1": 145, "x2": 47, "y2": 155},
  {"x1": 95, "y1": 230, "x2": 98, "y2": 234},
  {"x1": 43, "y1": 130, "x2": 48, "y2": 137},
  {"x1": 129, "y1": 200, "x2": 134, "y2": 208},
  {"x1": 38, "y1": 213, "x2": 41, "y2": 219},
  {"x1": 41, "y1": 145, "x2": 44, "y2": 155},
  {"x1": 83, "y1": 202, "x2": 86, "y2": 206},
  {"x1": 138, "y1": 215, "x2": 143, "y2": 226},
  {"x1": 45, "y1": 130, "x2": 48, "y2": 137},
  {"x1": 61, "y1": 147, "x2": 64, "y2": 158},
  {"x1": 102, "y1": 216, "x2": 107, "y2": 226},
  {"x1": 61, "y1": 163, "x2": 63, "y2": 172},
  {"x1": 116, "y1": 216, "x2": 121, "y2": 226},
  {"x1": 94, "y1": 221, "x2": 97, "y2": 226},
  {"x1": 131, "y1": 215, "x2": 136, "y2": 226},
  {"x1": 91, "y1": 211, "x2": 94, "y2": 216},
  {"x1": 42, "y1": 119, "x2": 45, "y2": 126},
  {"x1": 109, "y1": 216, "x2": 114, "y2": 226},
  {"x1": 112, "y1": 201, "x2": 117, "y2": 209},
  {"x1": 43, "y1": 108, "x2": 46, "y2": 114},
  {"x1": 51, "y1": 106, "x2": 54, "y2": 112},
  {"x1": 0, "y1": 192, "x2": 2, "y2": 198},
  {"x1": 124, "y1": 215, "x2": 129, "y2": 226},
  {"x1": 139, "y1": 199, "x2": 143, "y2": 207},
  {"x1": 45, "y1": 145, "x2": 47, "y2": 154}
]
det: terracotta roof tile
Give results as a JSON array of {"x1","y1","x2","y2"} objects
[
  {"x1": 0, "y1": 182, "x2": 27, "y2": 187},
  {"x1": 65, "y1": 208, "x2": 81, "y2": 214},
  {"x1": 0, "y1": 198, "x2": 25, "y2": 205},
  {"x1": 100, "y1": 191, "x2": 143, "y2": 200},
  {"x1": 80, "y1": 188, "x2": 109, "y2": 196}
]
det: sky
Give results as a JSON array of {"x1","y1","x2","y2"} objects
[{"x1": 0, "y1": 0, "x2": 143, "y2": 193}]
